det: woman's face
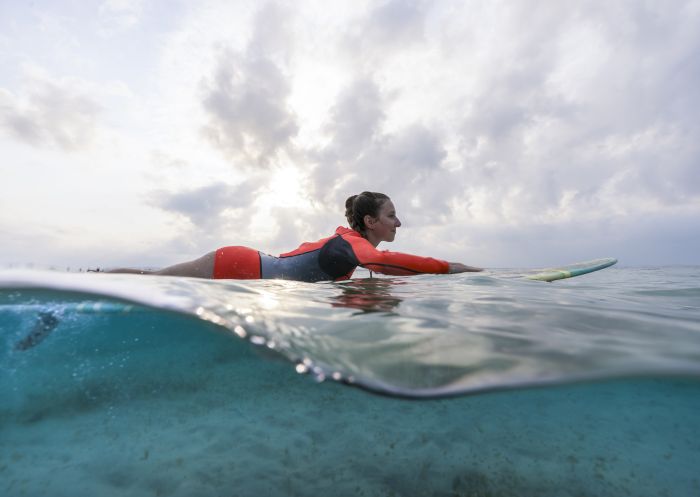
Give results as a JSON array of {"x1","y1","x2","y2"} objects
[{"x1": 367, "y1": 200, "x2": 402, "y2": 242}]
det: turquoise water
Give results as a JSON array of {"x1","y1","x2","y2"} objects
[{"x1": 1, "y1": 266, "x2": 699, "y2": 496}]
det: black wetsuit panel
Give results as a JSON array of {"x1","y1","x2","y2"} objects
[
  {"x1": 318, "y1": 235, "x2": 359, "y2": 278},
  {"x1": 258, "y1": 235, "x2": 360, "y2": 282},
  {"x1": 259, "y1": 251, "x2": 330, "y2": 282}
]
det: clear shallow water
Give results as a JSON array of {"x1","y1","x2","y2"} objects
[{"x1": 1, "y1": 266, "x2": 699, "y2": 496}]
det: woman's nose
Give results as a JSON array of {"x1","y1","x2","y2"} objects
[{"x1": 395, "y1": 218, "x2": 401, "y2": 227}]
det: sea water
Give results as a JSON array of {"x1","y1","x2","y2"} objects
[{"x1": 0, "y1": 266, "x2": 699, "y2": 496}]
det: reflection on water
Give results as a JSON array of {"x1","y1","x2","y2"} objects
[{"x1": 330, "y1": 278, "x2": 404, "y2": 314}]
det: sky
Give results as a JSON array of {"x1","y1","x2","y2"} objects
[{"x1": 1, "y1": 0, "x2": 699, "y2": 270}]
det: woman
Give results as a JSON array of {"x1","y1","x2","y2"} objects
[{"x1": 108, "y1": 191, "x2": 482, "y2": 281}]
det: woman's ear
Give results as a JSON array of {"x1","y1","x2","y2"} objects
[{"x1": 364, "y1": 214, "x2": 375, "y2": 229}]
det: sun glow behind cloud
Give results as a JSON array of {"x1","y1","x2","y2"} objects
[{"x1": 269, "y1": 166, "x2": 307, "y2": 208}]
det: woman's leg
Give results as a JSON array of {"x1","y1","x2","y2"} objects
[
  {"x1": 107, "y1": 251, "x2": 216, "y2": 278},
  {"x1": 105, "y1": 268, "x2": 155, "y2": 275},
  {"x1": 154, "y1": 251, "x2": 216, "y2": 278}
]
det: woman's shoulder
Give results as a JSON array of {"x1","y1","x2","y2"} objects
[
  {"x1": 280, "y1": 228, "x2": 354, "y2": 257},
  {"x1": 334, "y1": 226, "x2": 359, "y2": 237},
  {"x1": 336, "y1": 226, "x2": 371, "y2": 245}
]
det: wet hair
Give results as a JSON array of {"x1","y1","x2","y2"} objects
[{"x1": 345, "y1": 191, "x2": 390, "y2": 236}]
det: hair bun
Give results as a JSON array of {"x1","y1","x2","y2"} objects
[{"x1": 344, "y1": 195, "x2": 358, "y2": 226}]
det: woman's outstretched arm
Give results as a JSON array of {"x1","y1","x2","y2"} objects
[
  {"x1": 105, "y1": 268, "x2": 155, "y2": 275},
  {"x1": 448, "y1": 262, "x2": 483, "y2": 273},
  {"x1": 106, "y1": 251, "x2": 216, "y2": 278}
]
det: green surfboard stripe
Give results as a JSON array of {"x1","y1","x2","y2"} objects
[{"x1": 526, "y1": 258, "x2": 617, "y2": 282}]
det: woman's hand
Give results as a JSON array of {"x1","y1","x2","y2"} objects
[{"x1": 448, "y1": 262, "x2": 483, "y2": 273}]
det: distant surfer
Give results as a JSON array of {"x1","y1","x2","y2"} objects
[{"x1": 107, "y1": 191, "x2": 482, "y2": 282}]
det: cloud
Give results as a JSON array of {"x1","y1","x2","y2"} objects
[
  {"x1": 150, "y1": 180, "x2": 260, "y2": 231},
  {"x1": 345, "y1": 124, "x2": 450, "y2": 211},
  {"x1": 0, "y1": 75, "x2": 101, "y2": 151},
  {"x1": 308, "y1": 78, "x2": 386, "y2": 193},
  {"x1": 201, "y1": 52, "x2": 298, "y2": 166},
  {"x1": 344, "y1": 0, "x2": 429, "y2": 59},
  {"x1": 200, "y1": 2, "x2": 298, "y2": 167},
  {"x1": 266, "y1": 205, "x2": 311, "y2": 252},
  {"x1": 447, "y1": 1, "x2": 700, "y2": 225},
  {"x1": 98, "y1": 0, "x2": 144, "y2": 34},
  {"x1": 308, "y1": 76, "x2": 453, "y2": 220},
  {"x1": 325, "y1": 79, "x2": 385, "y2": 159},
  {"x1": 368, "y1": 0, "x2": 427, "y2": 42}
]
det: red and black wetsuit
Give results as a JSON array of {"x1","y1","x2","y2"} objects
[{"x1": 213, "y1": 226, "x2": 449, "y2": 282}]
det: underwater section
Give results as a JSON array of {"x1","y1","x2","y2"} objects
[{"x1": 1, "y1": 268, "x2": 700, "y2": 496}]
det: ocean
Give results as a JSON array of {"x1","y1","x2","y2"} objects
[{"x1": 1, "y1": 265, "x2": 699, "y2": 496}]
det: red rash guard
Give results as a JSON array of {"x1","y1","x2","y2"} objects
[{"x1": 213, "y1": 226, "x2": 450, "y2": 282}]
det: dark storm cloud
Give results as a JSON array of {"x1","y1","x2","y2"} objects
[
  {"x1": 200, "y1": 3, "x2": 298, "y2": 167},
  {"x1": 0, "y1": 79, "x2": 101, "y2": 151}
]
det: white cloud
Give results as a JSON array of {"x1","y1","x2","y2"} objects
[
  {"x1": 324, "y1": 78, "x2": 385, "y2": 158},
  {"x1": 0, "y1": 72, "x2": 101, "y2": 151},
  {"x1": 200, "y1": 48, "x2": 298, "y2": 166},
  {"x1": 150, "y1": 180, "x2": 260, "y2": 231},
  {"x1": 199, "y1": 2, "x2": 299, "y2": 167},
  {"x1": 98, "y1": 0, "x2": 144, "y2": 35},
  {"x1": 346, "y1": 0, "x2": 429, "y2": 54}
]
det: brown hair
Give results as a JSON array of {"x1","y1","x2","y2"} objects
[{"x1": 345, "y1": 191, "x2": 390, "y2": 236}]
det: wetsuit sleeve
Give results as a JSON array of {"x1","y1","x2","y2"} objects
[{"x1": 349, "y1": 238, "x2": 450, "y2": 276}]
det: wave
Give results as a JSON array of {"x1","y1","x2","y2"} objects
[{"x1": 2, "y1": 268, "x2": 700, "y2": 401}]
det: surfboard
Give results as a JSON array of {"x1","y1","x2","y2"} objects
[{"x1": 525, "y1": 258, "x2": 617, "y2": 282}]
